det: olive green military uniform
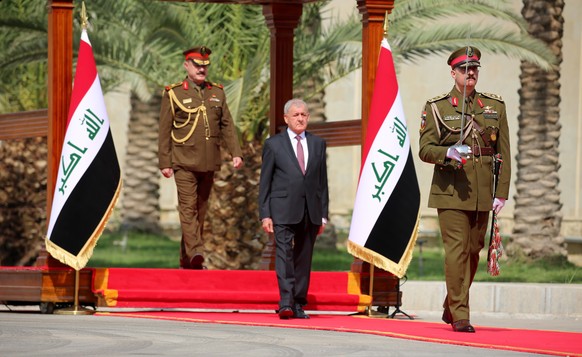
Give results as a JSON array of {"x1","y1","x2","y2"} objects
[
  {"x1": 418, "y1": 86, "x2": 511, "y2": 322},
  {"x1": 158, "y1": 77, "x2": 243, "y2": 268}
]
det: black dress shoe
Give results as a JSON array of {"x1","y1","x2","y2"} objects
[
  {"x1": 442, "y1": 307, "x2": 452, "y2": 324},
  {"x1": 292, "y1": 304, "x2": 310, "y2": 319},
  {"x1": 278, "y1": 306, "x2": 293, "y2": 320},
  {"x1": 190, "y1": 254, "x2": 205, "y2": 270},
  {"x1": 452, "y1": 319, "x2": 476, "y2": 333}
]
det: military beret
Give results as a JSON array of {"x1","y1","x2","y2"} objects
[
  {"x1": 183, "y1": 46, "x2": 212, "y2": 66},
  {"x1": 447, "y1": 46, "x2": 481, "y2": 69}
]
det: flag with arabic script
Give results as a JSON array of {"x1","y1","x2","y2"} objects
[
  {"x1": 45, "y1": 29, "x2": 121, "y2": 270},
  {"x1": 347, "y1": 38, "x2": 420, "y2": 278}
]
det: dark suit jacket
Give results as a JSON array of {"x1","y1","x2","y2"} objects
[{"x1": 259, "y1": 129, "x2": 329, "y2": 225}]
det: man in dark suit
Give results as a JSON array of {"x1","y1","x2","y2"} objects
[{"x1": 258, "y1": 98, "x2": 329, "y2": 320}]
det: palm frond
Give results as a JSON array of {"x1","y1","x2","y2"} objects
[
  {"x1": 224, "y1": 32, "x2": 270, "y2": 124},
  {"x1": 0, "y1": 0, "x2": 561, "y2": 123},
  {"x1": 391, "y1": 0, "x2": 527, "y2": 33},
  {"x1": 392, "y1": 22, "x2": 557, "y2": 71},
  {"x1": 293, "y1": 3, "x2": 362, "y2": 101}
]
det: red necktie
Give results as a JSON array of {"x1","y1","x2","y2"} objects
[{"x1": 296, "y1": 135, "x2": 305, "y2": 175}]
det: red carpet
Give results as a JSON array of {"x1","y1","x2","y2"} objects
[
  {"x1": 4, "y1": 266, "x2": 579, "y2": 355},
  {"x1": 96, "y1": 310, "x2": 582, "y2": 356},
  {"x1": 92, "y1": 268, "x2": 371, "y2": 312}
]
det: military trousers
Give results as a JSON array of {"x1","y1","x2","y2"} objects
[
  {"x1": 174, "y1": 168, "x2": 214, "y2": 268},
  {"x1": 437, "y1": 208, "x2": 489, "y2": 322}
]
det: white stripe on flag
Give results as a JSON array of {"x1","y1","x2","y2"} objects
[
  {"x1": 45, "y1": 26, "x2": 121, "y2": 270},
  {"x1": 349, "y1": 91, "x2": 409, "y2": 246},
  {"x1": 47, "y1": 77, "x2": 110, "y2": 239},
  {"x1": 347, "y1": 37, "x2": 420, "y2": 277}
]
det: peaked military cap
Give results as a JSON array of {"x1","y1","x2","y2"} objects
[
  {"x1": 183, "y1": 46, "x2": 212, "y2": 65},
  {"x1": 447, "y1": 46, "x2": 481, "y2": 69}
]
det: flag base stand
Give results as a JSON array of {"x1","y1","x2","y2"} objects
[
  {"x1": 54, "y1": 305, "x2": 95, "y2": 315},
  {"x1": 359, "y1": 264, "x2": 413, "y2": 319},
  {"x1": 363, "y1": 265, "x2": 388, "y2": 318},
  {"x1": 54, "y1": 270, "x2": 95, "y2": 316},
  {"x1": 365, "y1": 307, "x2": 389, "y2": 318},
  {"x1": 380, "y1": 305, "x2": 414, "y2": 319}
]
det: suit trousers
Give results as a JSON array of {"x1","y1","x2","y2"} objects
[
  {"x1": 174, "y1": 168, "x2": 214, "y2": 267},
  {"x1": 437, "y1": 208, "x2": 489, "y2": 322},
  {"x1": 273, "y1": 211, "x2": 319, "y2": 308}
]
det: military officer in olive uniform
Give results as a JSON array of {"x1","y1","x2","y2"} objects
[
  {"x1": 418, "y1": 47, "x2": 511, "y2": 332},
  {"x1": 158, "y1": 46, "x2": 243, "y2": 269}
]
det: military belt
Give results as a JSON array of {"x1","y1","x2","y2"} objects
[{"x1": 472, "y1": 145, "x2": 495, "y2": 157}]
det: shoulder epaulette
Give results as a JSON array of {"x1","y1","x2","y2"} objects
[
  {"x1": 164, "y1": 81, "x2": 183, "y2": 91},
  {"x1": 428, "y1": 93, "x2": 449, "y2": 103},
  {"x1": 481, "y1": 92, "x2": 504, "y2": 102},
  {"x1": 209, "y1": 82, "x2": 224, "y2": 90}
]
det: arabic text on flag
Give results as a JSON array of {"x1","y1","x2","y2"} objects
[
  {"x1": 45, "y1": 29, "x2": 121, "y2": 270},
  {"x1": 347, "y1": 38, "x2": 421, "y2": 278}
]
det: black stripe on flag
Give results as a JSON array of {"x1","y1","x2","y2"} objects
[
  {"x1": 364, "y1": 150, "x2": 420, "y2": 263},
  {"x1": 49, "y1": 131, "x2": 120, "y2": 255}
]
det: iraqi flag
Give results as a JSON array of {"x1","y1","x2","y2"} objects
[
  {"x1": 45, "y1": 29, "x2": 122, "y2": 270},
  {"x1": 347, "y1": 38, "x2": 421, "y2": 278}
]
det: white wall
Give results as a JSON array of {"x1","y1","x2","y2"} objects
[{"x1": 559, "y1": 0, "x2": 582, "y2": 236}]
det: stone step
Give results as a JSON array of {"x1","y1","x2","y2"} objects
[{"x1": 400, "y1": 281, "x2": 582, "y2": 317}]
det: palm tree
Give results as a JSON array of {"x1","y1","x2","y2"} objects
[
  {"x1": 0, "y1": 0, "x2": 50, "y2": 265},
  {"x1": 0, "y1": 0, "x2": 355, "y2": 267},
  {"x1": 0, "y1": 0, "x2": 48, "y2": 112},
  {"x1": 509, "y1": 0, "x2": 566, "y2": 260},
  {"x1": 0, "y1": 0, "x2": 561, "y2": 266},
  {"x1": 387, "y1": 0, "x2": 562, "y2": 262},
  {"x1": 82, "y1": 0, "x2": 362, "y2": 269},
  {"x1": 388, "y1": 0, "x2": 555, "y2": 70}
]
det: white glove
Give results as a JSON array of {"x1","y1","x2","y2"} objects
[
  {"x1": 446, "y1": 144, "x2": 472, "y2": 164},
  {"x1": 492, "y1": 198, "x2": 506, "y2": 214}
]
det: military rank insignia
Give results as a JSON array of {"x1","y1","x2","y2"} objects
[
  {"x1": 444, "y1": 115, "x2": 461, "y2": 121},
  {"x1": 420, "y1": 111, "x2": 426, "y2": 132},
  {"x1": 483, "y1": 106, "x2": 498, "y2": 120}
]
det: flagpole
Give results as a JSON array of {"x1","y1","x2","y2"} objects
[
  {"x1": 364, "y1": 13, "x2": 391, "y2": 319},
  {"x1": 54, "y1": 269, "x2": 95, "y2": 315},
  {"x1": 53, "y1": 1, "x2": 95, "y2": 316},
  {"x1": 366, "y1": 264, "x2": 374, "y2": 316},
  {"x1": 348, "y1": 5, "x2": 420, "y2": 318}
]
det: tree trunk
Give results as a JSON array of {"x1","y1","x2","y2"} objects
[
  {"x1": 0, "y1": 137, "x2": 47, "y2": 266},
  {"x1": 203, "y1": 141, "x2": 267, "y2": 269},
  {"x1": 120, "y1": 92, "x2": 162, "y2": 233},
  {"x1": 510, "y1": 0, "x2": 566, "y2": 259}
]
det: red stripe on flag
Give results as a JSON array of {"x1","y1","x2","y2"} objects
[
  {"x1": 360, "y1": 42, "x2": 398, "y2": 174},
  {"x1": 66, "y1": 34, "x2": 97, "y2": 127}
]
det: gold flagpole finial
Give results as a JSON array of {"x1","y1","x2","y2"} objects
[
  {"x1": 383, "y1": 11, "x2": 389, "y2": 37},
  {"x1": 81, "y1": 1, "x2": 88, "y2": 30}
]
